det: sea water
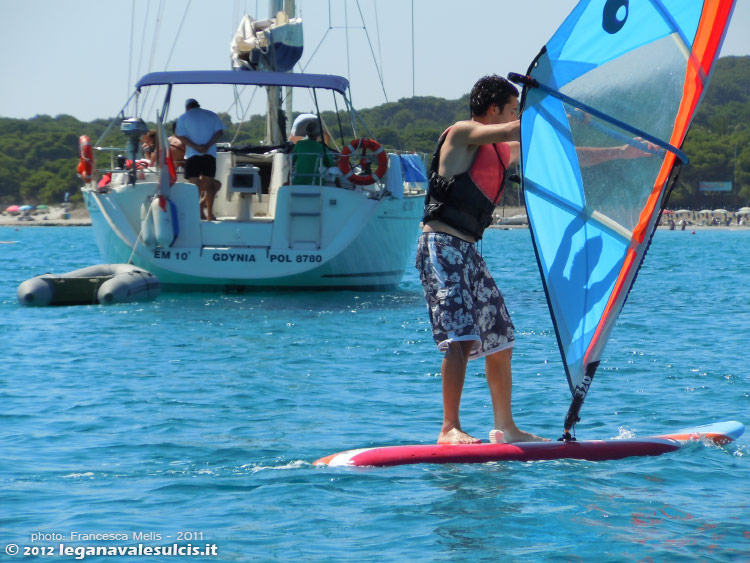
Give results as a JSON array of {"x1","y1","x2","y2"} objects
[{"x1": 1, "y1": 225, "x2": 748, "y2": 562}]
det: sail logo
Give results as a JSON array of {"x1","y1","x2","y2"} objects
[
  {"x1": 575, "y1": 361, "x2": 600, "y2": 400},
  {"x1": 602, "y1": 0, "x2": 628, "y2": 34}
]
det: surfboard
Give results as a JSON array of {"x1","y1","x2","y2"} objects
[{"x1": 313, "y1": 421, "x2": 744, "y2": 467}]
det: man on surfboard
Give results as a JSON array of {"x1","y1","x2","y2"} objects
[{"x1": 416, "y1": 75, "x2": 547, "y2": 445}]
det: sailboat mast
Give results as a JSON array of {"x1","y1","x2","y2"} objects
[
  {"x1": 284, "y1": 0, "x2": 295, "y2": 142},
  {"x1": 265, "y1": 0, "x2": 296, "y2": 145}
]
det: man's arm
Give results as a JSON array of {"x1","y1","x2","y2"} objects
[
  {"x1": 439, "y1": 120, "x2": 521, "y2": 177},
  {"x1": 178, "y1": 129, "x2": 224, "y2": 155},
  {"x1": 195, "y1": 129, "x2": 224, "y2": 154},
  {"x1": 577, "y1": 138, "x2": 658, "y2": 167},
  {"x1": 205, "y1": 129, "x2": 224, "y2": 151},
  {"x1": 177, "y1": 135, "x2": 199, "y2": 152},
  {"x1": 507, "y1": 141, "x2": 520, "y2": 166},
  {"x1": 450, "y1": 119, "x2": 520, "y2": 147}
]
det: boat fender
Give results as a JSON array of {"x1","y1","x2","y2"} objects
[
  {"x1": 140, "y1": 201, "x2": 157, "y2": 247},
  {"x1": 169, "y1": 198, "x2": 179, "y2": 241},
  {"x1": 151, "y1": 196, "x2": 178, "y2": 248},
  {"x1": 77, "y1": 135, "x2": 95, "y2": 183},
  {"x1": 338, "y1": 138, "x2": 388, "y2": 185}
]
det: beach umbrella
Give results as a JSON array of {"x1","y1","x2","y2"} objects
[
  {"x1": 19, "y1": 205, "x2": 34, "y2": 211},
  {"x1": 699, "y1": 209, "x2": 713, "y2": 215},
  {"x1": 675, "y1": 209, "x2": 691, "y2": 215},
  {"x1": 737, "y1": 207, "x2": 750, "y2": 215},
  {"x1": 713, "y1": 208, "x2": 728, "y2": 215},
  {"x1": 663, "y1": 209, "x2": 674, "y2": 214},
  {"x1": 36, "y1": 204, "x2": 49, "y2": 210},
  {"x1": 5, "y1": 205, "x2": 20, "y2": 212}
]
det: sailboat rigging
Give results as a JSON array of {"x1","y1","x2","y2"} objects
[{"x1": 510, "y1": 0, "x2": 736, "y2": 440}]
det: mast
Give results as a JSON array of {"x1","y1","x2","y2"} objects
[
  {"x1": 265, "y1": 0, "x2": 296, "y2": 145},
  {"x1": 284, "y1": 0, "x2": 296, "y2": 143}
]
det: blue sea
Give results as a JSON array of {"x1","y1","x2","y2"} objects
[{"x1": 1, "y1": 225, "x2": 748, "y2": 562}]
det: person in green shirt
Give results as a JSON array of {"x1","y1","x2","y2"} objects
[{"x1": 292, "y1": 120, "x2": 333, "y2": 185}]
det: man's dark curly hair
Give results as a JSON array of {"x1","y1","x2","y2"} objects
[{"x1": 469, "y1": 75, "x2": 519, "y2": 117}]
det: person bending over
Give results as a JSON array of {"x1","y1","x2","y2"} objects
[{"x1": 176, "y1": 99, "x2": 225, "y2": 221}]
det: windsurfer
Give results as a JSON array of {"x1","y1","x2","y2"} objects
[{"x1": 416, "y1": 75, "x2": 547, "y2": 445}]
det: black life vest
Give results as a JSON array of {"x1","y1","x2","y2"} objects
[{"x1": 422, "y1": 130, "x2": 509, "y2": 240}]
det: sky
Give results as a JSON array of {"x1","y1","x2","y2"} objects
[{"x1": 2, "y1": 0, "x2": 749, "y2": 122}]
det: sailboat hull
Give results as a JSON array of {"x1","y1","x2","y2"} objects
[
  {"x1": 82, "y1": 66, "x2": 428, "y2": 291},
  {"x1": 83, "y1": 182, "x2": 423, "y2": 290}
]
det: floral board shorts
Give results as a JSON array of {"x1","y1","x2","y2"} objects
[{"x1": 415, "y1": 232, "x2": 515, "y2": 360}]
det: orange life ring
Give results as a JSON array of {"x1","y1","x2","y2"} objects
[
  {"x1": 77, "y1": 135, "x2": 94, "y2": 183},
  {"x1": 338, "y1": 138, "x2": 388, "y2": 186}
]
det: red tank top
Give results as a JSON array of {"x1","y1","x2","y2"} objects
[{"x1": 469, "y1": 141, "x2": 511, "y2": 205}]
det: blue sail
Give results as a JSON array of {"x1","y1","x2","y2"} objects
[{"x1": 512, "y1": 0, "x2": 736, "y2": 437}]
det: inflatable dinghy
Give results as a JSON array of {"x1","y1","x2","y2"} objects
[{"x1": 18, "y1": 264, "x2": 160, "y2": 306}]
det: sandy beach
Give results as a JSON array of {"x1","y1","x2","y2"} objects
[
  {"x1": 0, "y1": 206, "x2": 91, "y2": 227},
  {"x1": 1, "y1": 204, "x2": 531, "y2": 229},
  {"x1": 491, "y1": 206, "x2": 750, "y2": 231},
  {"x1": 1, "y1": 204, "x2": 747, "y2": 230}
]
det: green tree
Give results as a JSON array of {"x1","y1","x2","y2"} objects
[{"x1": 1, "y1": 56, "x2": 748, "y2": 209}]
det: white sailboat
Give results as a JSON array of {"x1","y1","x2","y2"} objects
[{"x1": 80, "y1": 4, "x2": 426, "y2": 290}]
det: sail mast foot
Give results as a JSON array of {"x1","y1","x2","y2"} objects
[
  {"x1": 560, "y1": 413, "x2": 580, "y2": 442},
  {"x1": 561, "y1": 360, "x2": 599, "y2": 441},
  {"x1": 560, "y1": 400, "x2": 581, "y2": 442}
]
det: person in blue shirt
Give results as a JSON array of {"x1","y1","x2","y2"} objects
[{"x1": 176, "y1": 99, "x2": 225, "y2": 221}]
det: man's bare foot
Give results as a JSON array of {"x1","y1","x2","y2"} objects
[
  {"x1": 205, "y1": 214, "x2": 216, "y2": 221},
  {"x1": 438, "y1": 428, "x2": 481, "y2": 445},
  {"x1": 501, "y1": 428, "x2": 549, "y2": 443}
]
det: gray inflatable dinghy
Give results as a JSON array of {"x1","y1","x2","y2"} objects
[{"x1": 18, "y1": 264, "x2": 160, "y2": 306}]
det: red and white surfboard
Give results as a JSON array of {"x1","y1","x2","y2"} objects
[{"x1": 314, "y1": 421, "x2": 744, "y2": 467}]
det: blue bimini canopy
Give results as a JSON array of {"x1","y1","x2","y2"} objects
[{"x1": 136, "y1": 70, "x2": 350, "y2": 95}]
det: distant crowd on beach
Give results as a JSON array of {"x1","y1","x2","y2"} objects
[
  {"x1": 492, "y1": 206, "x2": 750, "y2": 230},
  {"x1": 660, "y1": 208, "x2": 750, "y2": 230},
  {"x1": 0, "y1": 204, "x2": 90, "y2": 227}
]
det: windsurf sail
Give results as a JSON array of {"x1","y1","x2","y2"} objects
[{"x1": 510, "y1": 0, "x2": 735, "y2": 439}]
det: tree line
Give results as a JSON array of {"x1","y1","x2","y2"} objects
[{"x1": 0, "y1": 56, "x2": 747, "y2": 209}]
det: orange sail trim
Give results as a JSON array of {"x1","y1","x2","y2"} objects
[
  {"x1": 583, "y1": 248, "x2": 637, "y2": 368},
  {"x1": 670, "y1": 0, "x2": 734, "y2": 151},
  {"x1": 586, "y1": 146, "x2": 676, "y2": 367},
  {"x1": 632, "y1": 154, "x2": 676, "y2": 244}
]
